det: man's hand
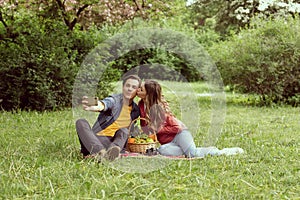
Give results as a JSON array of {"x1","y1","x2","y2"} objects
[{"x1": 82, "y1": 96, "x2": 104, "y2": 112}]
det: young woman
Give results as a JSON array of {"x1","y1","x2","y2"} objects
[{"x1": 136, "y1": 79, "x2": 244, "y2": 158}]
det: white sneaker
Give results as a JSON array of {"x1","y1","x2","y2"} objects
[{"x1": 219, "y1": 147, "x2": 244, "y2": 156}]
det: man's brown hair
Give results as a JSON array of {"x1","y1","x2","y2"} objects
[{"x1": 122, "y1": 74, "x2": 141, "y2": 87}]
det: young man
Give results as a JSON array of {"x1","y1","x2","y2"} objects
[{"x1": 76, "y1": 75, "x2": 141, "y2": 161}]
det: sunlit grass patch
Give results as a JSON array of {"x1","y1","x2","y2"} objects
[{"x1": 0, "y1": 81, "x2": 299, "y2": 199}]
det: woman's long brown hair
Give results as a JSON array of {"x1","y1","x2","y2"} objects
[{"x1": 143, "y1": 80, "x2": 172, "y2": 131}]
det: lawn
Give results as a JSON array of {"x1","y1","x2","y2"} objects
[{"x1": 0, "y1": 82, "x2": 299, "y2": 199}]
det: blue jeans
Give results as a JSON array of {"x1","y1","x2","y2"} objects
[{"x1": 157, "y1": 129, "x2": 221, "y2": 158}]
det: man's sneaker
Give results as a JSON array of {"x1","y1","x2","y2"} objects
[
  {"x1": 95, "y1": 149, "x2": 107, "y2": 163},
  {"x1": 104, "y1": 146, "x2": 120, "y2": 161}
]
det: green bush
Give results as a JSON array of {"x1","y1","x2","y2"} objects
[
  {"x1": 0, "y1": 11, "x2": 106, "y2": 111},
  {"x1": 102, "y1": 18, "x2": 220, "y2": 82},
  {"x1": 209, "y1": 16, "x2": 300, "y2": 106}
]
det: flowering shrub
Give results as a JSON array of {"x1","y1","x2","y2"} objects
[
  {"x1": 209, "y1": 16, "x2": 300, "y2": 106},
  {"x1": 187, "y1": 0, "x2": 300, "y2": 34}
]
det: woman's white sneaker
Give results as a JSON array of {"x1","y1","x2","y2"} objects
[{"x1": 219, "y1": 147, "x2": 244, "y2": 156}]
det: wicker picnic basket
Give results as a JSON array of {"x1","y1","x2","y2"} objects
[{"x1": 127, "y1": 117, "x2": 159, "y2": 153}]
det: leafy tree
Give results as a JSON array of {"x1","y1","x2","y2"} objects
[
  {"x1": 0, "y1": 0, "x2": 195, "y2": 110},
  {"x1": 209, "y1": 16, "x2": 300, "y2": 106},
  {"x1": 0, "y1": 0, "x2": 183, "y2": 31},
  {"x1": 0, "y1": 6, "x2": 106, "y2": 111},
  {"x1": 187, "y1": 0, "x2": 300, "y2": 35}
]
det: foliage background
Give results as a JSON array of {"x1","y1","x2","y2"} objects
[
  {"x1": 1, "y1": 0, "x2": 300, "y2": 110},
  {"x1": 209, "y1": 16, "x2": 300, "y2": 106}
]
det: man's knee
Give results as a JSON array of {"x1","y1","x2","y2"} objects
[
  {"x1": 117, "y1": 128, "x2": 129, "y2": 136},
  {"x1": 76, "y1": 118, "x2": 88, "y2": 128}
]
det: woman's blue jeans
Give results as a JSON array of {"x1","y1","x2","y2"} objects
[{"x1": 157, "y1": 129, "x2": 220, "y2": 158}]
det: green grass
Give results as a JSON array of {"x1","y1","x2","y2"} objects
[{"x1": 1, "y1": 82, "x2": 300, "y2": 199}]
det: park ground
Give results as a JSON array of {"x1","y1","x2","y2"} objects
[{"x1": 0, "y1": 81, "x2": 299, "y2": 199}]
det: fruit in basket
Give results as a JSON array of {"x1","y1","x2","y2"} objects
[
  {"x1": 146, "y1": 138, "x2": 154, "y2": 143},
  {"x1": 148, "y1": 134, "x2": 157, "y2": 141},
  {"x1": 133, "y1": 135, "x2": 155, "y2": 144},
  {"x1": 135, "y1": 138, "x2": 145, "y2": 144},
  {"x1": 128, "y1": 137, "x2": 135, "y2": 144},
  {"x1": 138, "y1": 133, "x2": 148, "y2": 139}
]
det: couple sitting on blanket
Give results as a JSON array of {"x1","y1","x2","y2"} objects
[{"x1": 76, "y1": 75, "x2": 244, "y2": 162}]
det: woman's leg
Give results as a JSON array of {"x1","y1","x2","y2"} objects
[
  {"x1": 172, "y1": 130, "x2": 221, "y2": 158},
  {"x1": 157, "y1": 142, "x2": 184, "y2": 156},
  {"x1": 157, "y1": 130, "x2": 196, "y2": 157},
  {"x1": 158, "y1": 130, "x2": 244, "y2": 158},
  {"x1": 76, "y1": 119, "x2": 105, "y2": 155},
  {"x1": 157, "y1": 130, "x2": 197, "y2": 157},
  {"x1": 170, "y1": 129, "x2": 198, "y2": 157}
]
